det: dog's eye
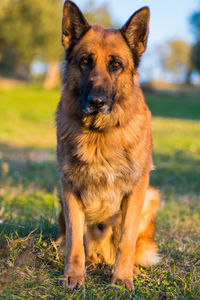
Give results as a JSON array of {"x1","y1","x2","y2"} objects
[
  {"x1": 111, "y1": 60, "x2": 122, "y2": 71},
  {"x1": 113, "y1": 62, "x2": 120, "y2": 68},
  {"x1": 80, "y1": 57, "x2": 90, "y2": 66}
]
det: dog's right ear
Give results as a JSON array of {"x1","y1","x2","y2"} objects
[
  {"x1": 62, "y1": 0, "x2": 90, "y2": 50},
  {"x1": 120, "y1": 7, "x2": 150, "y2": 67}
]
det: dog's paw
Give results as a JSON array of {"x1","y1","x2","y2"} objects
[
  {"x1": 62, "y1": 264, "x2": 85, "y2": 290},
  {"x1": 111, "y1": 275, "x2": 134, "y2": 291},
  {"x1": 64, "y1": 273, "x2": 85, "y2": 290}
]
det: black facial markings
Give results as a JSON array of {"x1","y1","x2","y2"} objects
[{"x1": 79, "y1": 53, "x2": 94, "y2": 71}]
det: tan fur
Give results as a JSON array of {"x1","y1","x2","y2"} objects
[{"x1": 56, "y1": 1, "x2": 160, "y2": 290}]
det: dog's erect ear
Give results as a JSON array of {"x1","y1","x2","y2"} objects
[
  {"x1": 121, "y1": 7, "x2": 150, "y2": 65},
  {"x1": 62, "y1": 0, "x2": 90, "y2": 50}
]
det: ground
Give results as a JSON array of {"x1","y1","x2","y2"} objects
[{"x1": 0, "y1": 84, "x2": 199, "y2": 299}]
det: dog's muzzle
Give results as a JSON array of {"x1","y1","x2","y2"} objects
[{"x1": 82, "y1": 92, "x2": 111, "y2": 115}]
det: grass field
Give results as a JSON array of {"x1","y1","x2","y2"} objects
[{"x1": 0, "y1": 84, "x2": 200, "y2": 299}]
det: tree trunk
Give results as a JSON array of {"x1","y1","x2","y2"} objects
[
  {"x1": 185, "y1": 70, "x2": 192, "y2": 85},
  {"x1": 43, "y1": 61, "x2": 60, "y2": 90}
]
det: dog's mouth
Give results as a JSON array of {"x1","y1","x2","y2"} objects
[{"x1": 82, "y1": 104, "x2": 112, "y2": 115}]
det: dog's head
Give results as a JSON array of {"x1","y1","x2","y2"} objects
[{"x1": 61, "y1": 0, "x2": 149, "y2": 124}]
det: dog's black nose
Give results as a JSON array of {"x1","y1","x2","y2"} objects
[{"x1": 87, "y1": 93, "x2": 107, "y2": 108}]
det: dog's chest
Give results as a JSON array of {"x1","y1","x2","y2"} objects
[
  {"x1": 66, "y1": 159, "x2": 133, "y2": 223},
  {"x1": 62, "y1": 137, "x2": 141, "y2": 223}
]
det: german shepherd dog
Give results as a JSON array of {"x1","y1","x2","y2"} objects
[{"x1": 56, "y1": 0, "x2": 160, "y2": 290}]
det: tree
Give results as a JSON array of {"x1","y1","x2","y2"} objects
[
  {"x1": 0, "y1": 0, "x2": 45, "y2": 78},
  {"x1": 0, "y1": 0, "x2": 62, "y2": 85},
  {"x1": 190, "y1": 9, "x2": 200, "y2": 37},
  {"x1": 190, "y1": 6, "x2": 200, "y2": 73},
  {"x1": 191, "y1": 40, "x2": 200, "y2": 72},
  {"x1": 83, "y1": 0, "x2": 116, "y2": 28},
  {"x1": 159, "y1": 40, "x2": 193, "y2": 84}
]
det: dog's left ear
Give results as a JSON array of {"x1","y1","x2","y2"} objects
[
  {"x1": 62, "y1": 0, "x2": 90, "y2": 50},
  {"x1": 121, "y1": 7, "x2": 150, "y2": 64}
]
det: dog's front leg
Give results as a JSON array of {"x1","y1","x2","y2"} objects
[
  {"x1": 112, "y1": 174, "x2": 149, "y2": 290},
  {"x1": 61, "y1": 177, "x2": 85, "y2": 289}
]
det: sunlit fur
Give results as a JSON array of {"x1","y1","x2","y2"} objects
[{"x1": 56, "y1": 0, "x2": 160, "y2": 290}]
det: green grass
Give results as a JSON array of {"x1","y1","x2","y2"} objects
[
  {"x1": 0, "y1": 85, "x2": 200, "y2": 299},
  {"x1": 0, "y1": 84, "x2": 57, "y2": 147}
]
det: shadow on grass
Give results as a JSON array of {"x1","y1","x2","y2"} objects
[
  {"x1": 151, "y1": 152, "x2": 200, "y2": 196},
  {"x1": 0, "y1": 142, "x2": 199, "y2": 197},
  {"x1": 0, "y1": 142, "x2": 59, "y2": 239},
  {"x1": 0, "y1": 141, "x2": 199, "y2": 239},
  {"x1": 0, "y1": 142, "x2": 59, "y2": 193}
]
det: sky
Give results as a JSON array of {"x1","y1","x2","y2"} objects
[
  {"x1": 74, "y1": 0, "x2": 199, "y2": 81},
  {"x1": 77, "y1": 0, "x2": 199, "y2": 47}
]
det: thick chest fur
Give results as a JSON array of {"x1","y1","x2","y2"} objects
[{"x1": 58, "y1": 123, "x2": 151, "y2": 224}]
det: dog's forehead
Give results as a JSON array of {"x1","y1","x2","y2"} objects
[{"x1": 77, "y1": 25, "x2": 132, "y2": 58}]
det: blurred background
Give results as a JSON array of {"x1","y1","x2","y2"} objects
[
  {"x1": 0, "y1": 1, "x2": 200, "y2": 298},
  {"x1": 0, "y1": 0, "x2": 200, "y2": 87}
]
